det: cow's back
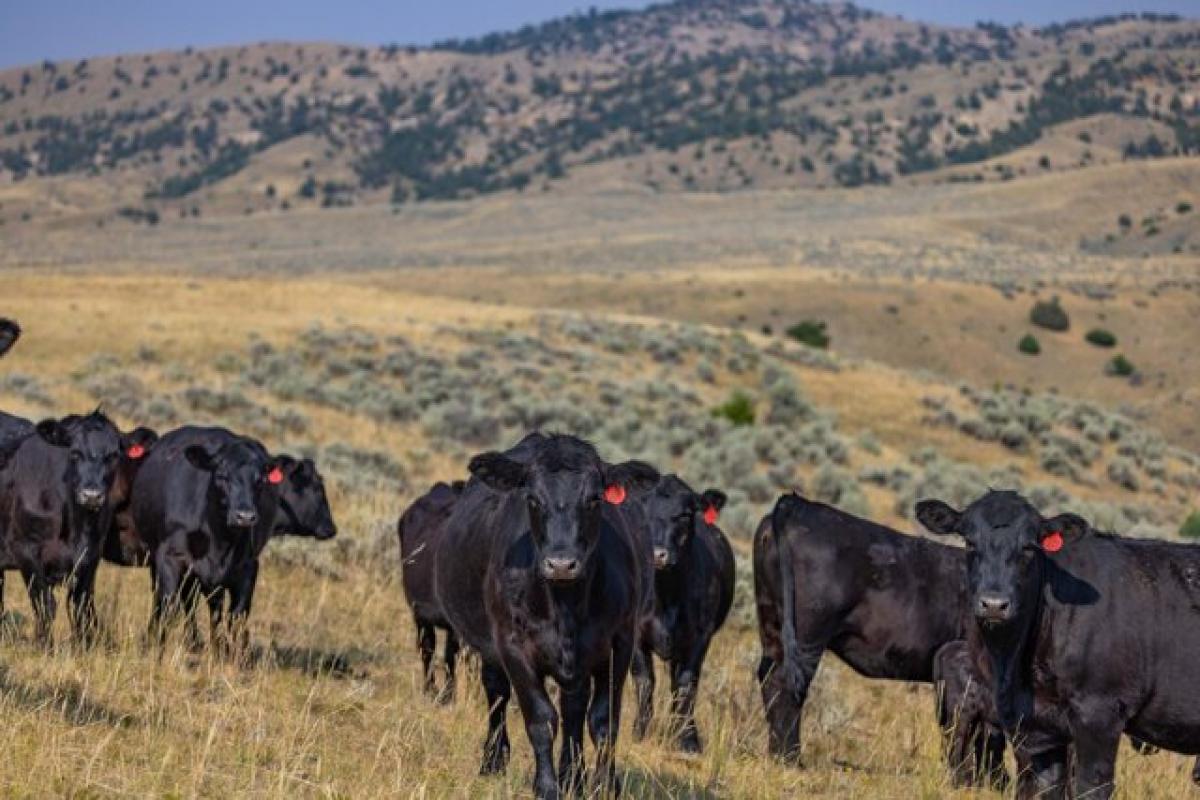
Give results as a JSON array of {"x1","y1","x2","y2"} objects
[{"x1": 768, "y1": 497, "x2": 967, "y2": 682}]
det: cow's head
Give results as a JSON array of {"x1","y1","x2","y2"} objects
[
  {"x1": 637, "y1": 475, "x2": 726, "y2": 570},
  {"x1": 470, "y1": 435, "x2": 659, "y2": 584},
  {"x1": 916, "y1": 491, "x2": 1090, "y2": 633},
  {"x1": 0, "y1": 318, "x2": 19, "y2": 359},
  {"x1": 185, "y1": 438, "x2": 290, "y2": 530},
  {"x1": 274, "y1": 457, "x2": 337, "y2": 540},
  {"x1": 35, "y1": 411, "x2": 148, "y2": 512}
]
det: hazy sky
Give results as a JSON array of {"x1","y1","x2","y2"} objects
[{"x1": 2, "y1": 1, "x2": 1196, "y2": 69}]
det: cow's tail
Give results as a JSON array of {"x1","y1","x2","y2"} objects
[
  {"x1": 0, "y1": 318, "x2": 20, "y2": 360},
  {"x1": 770, "y1": 492, "x2": 807, "y2": 702}
]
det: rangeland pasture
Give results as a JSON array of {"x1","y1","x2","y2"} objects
[{"x1": 0, "y1": 252, "x2": 1197, "y2": 797}]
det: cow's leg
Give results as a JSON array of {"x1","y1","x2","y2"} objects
[
  {"x1": 416, "y1": 619, "x2": 437, "y2": 698},
  {"x1": 1014, "y1": 742, "x2": 1070, "y2": 800},
  {"x1": 441, "y1": 627, "x2": 460, "y2": 705},
  {"x1": 502, "y1": 651, "x2": 559, "y2": 800},
  {"x1": 148, "y1": 552, "x2": 185, "y2": 646},
  {"x1": 479, "y1": 662, "x2": 512, "y2": 775},
  {"x1": 177, "y1": 574, "x2": 205, "y2": 652},
  {"x1": 226, "y1": 559, "x2": 259, "y2": 662},
  {"x1": 631, "y1": 642, "x2": 655, "y2": 741},
  {"x1": 1070, "y1": 712, "x2": 1121, "y2": 800},
  {"x1": 66, "y1": 557, "x2": 100, "y2": 647},
  {"x1": 588, "y1": 632, "x2": 633, "y2": 797},
  {"x1": 976, "y1": 722, "x2": 1009, "y2": 790},
  {"x1": 757, "y1": 636, "x2": 822, "y2": 766},
  {"x1": 557, "y1": 680, "x2": 589, "y2": 796},
  {"x1": 22, "y1": 570, "x2": 55, "y2": 647},
  {"x1": 206, "y1": 587, "x2": 228, "y2": 655},
  {"x1": 670, "y1": 635, "x2": 713, "y2": 754}
]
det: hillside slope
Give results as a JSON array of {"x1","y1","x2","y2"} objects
[{"x1": 0, "y1": 0, "x2": 1197, "y2": 222}]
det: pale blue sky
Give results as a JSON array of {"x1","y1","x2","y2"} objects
[{"x1": 1, "y1": 1, "x2": 1196, "y2": 69}]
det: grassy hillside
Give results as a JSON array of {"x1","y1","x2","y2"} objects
[
  {"x1": 0, "y1": 273, "x2": 1196, "y2": 796},
  {"x1": 0, "y1": 0, "x2": 1197, "y2": 223}
]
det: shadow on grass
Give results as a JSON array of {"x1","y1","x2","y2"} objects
[
  {"x1": 620, "y1": 765, "x2": 722, "y2": 799},
  {"x1": 255, "y1": 640, "x2": 379, "y2": 679},
  {"x1": 0, "y1": 664, "x2": 141, "y2": 728}
]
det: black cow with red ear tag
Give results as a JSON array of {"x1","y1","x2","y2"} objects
[
  {"x1": 917, "y1": 490, "x2": 1200, "y2": 799},
  {"x1": 130, "y1": 425, "x2": 292, "y2": 655},
  {"x1": 434, "y1": 432, "x2": 658, "y2": 799},
  {"x1": 624, "y1": 474, "x2": 734, "y2": 753}
]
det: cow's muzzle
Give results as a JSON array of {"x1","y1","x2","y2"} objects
[
  {"x1": 653, "y1": 548, "x2": 672, "y2": 570},
  {"x1": 975, "y1": 594, "x2": 1014, "y2": 625},
  {"x1": 76, "y1": 488, "x2": 106, "y2": 511},
  {"x1": 541, "y1": 556, "x2": 582, "y2": 583}
]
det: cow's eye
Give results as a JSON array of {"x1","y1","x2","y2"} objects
[{"x1": 527, "y1": 496, "x2": 544, "y2": 514}]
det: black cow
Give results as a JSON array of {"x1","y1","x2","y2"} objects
[
  {"x1": 628, "y1": 474, "x2": 734, "y2": 753},
  {"x1": 0, "y1": 318, "x2": 18, "y2": 359},
  {"x1": 398, "y1": 479, "x2": 464, "y2": 703},
  {"x1": 130, "y1": 425, "x2": 295, "y2": 652},
  {"x1": 0, "y1": 411, "x2": 154, "y2": 644},
  {"x1": 917, "y1": 491, "x2": 1200, "y2": 799},
  {"x1": 755, "y1": 492, "x2": 1006, "y2": 787},
  {"x1": 435, "y1": 434, "x2": 658, "y2": 799}
]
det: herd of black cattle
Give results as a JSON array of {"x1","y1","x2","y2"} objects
[{"x1": 2, "y1": 316, "x2": 1199, "y2": 799}]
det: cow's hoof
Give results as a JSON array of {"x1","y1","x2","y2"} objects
[{"x1": 479, "y1": 743, "x2": 509, "y2": 776}]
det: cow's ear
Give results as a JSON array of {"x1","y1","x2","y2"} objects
[
  {"x1": 0, "y1": 318, "x2": 19, "y2": 358},
  {"x1": 184, "y1": 445, "x2": 218, "y2": 472},
  {"x1": 700, "y1": 489, "x2": 727, "y2": 512},
  {"x1": 122, "y1": 427, "x2": 158, "y2": 460},
  {"x1": 469, "y1": 452, "x2": 528, "y2": 492},
  {"x1": 265, "y1": 455, "x2": 296, "y2": 486},
  {"x1": 1040, "y1": 513, "x2": 1089, "y2": 552},
  {"x1": 35, "y1": 418, "x2": 70, "y2": 448},
  {"x1": 915, "y1": 500, "x2": 963, "y2": 537},
  {"x1": 606, "y1": 460, "x2": 661, "y2": 495}
]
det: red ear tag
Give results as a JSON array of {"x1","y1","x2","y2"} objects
[
  {"x1": 604, "y1": 484, "x2": 626, "y2": 505},
  {"x1": 703, "y1": 506, "x2": 719, "y2": 526},
  {"x1": 267, "y1": 467, "x2": 284, "y2": 485},
  {"x1": 1041, "y1": 531, "x2": 1064, "y2": 553},
  {"x1": 127, "y1": 444, "x2": 145, "y2": 460}
]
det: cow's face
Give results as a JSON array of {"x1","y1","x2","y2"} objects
[
  {"x1": 917, "y1": 491, "x2": 1090, "y2": 633},
  {"x1": 36, "y1": 412, "x2": 145, "y2": 512},
  {"x1": 185, "y1": 440, "x2": 287, "y2": 530},
  {"x1": 276, "y1": 457, "x2": 337, "y2": 540},
  {"x1": 640, "y1": 477, "x2": 726, "y2": 570},
  {"x1": 470, "y1": 450, "x2": 659, "y2": 584}
]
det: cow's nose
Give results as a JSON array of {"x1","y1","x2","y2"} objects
[
  {"x1": 541, "y1": 557, "x2": 581, "y2": 582},
  {"x1": 76, "y1": 489, "x2": 105, "y2": 509},
  {"x1": 653, "y1": 548, "x2": 671, "y2": 569},
  {"x1": 976, "y1": 595, "x2": 1012, "y2": 621},
  {"x1": 232, "y1": 510, "x2": 258, "y2": 528}
]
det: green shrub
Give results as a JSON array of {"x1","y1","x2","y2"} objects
[
  {"x1": 1018, "y1": 333, "x2": 1041, "y2": 355},
  {"x1": 1177, "y1": 202, "x2": 1193, "y2": 215},
  {"x1": 785, "y1": 320, "x2": 830, "y2": 349},
  {"x1": 1029, "y1": 297, "x2": 1070, "y2": 332},
  {"x1": 712, "y1": 391, "x2": 755, "y2": 427},
  {"x1": 1107, "y1": 354, "x2": 1135, "y2": 377},
  {"x1": 1180, "y1": 511, "x2": 1200, "y2": 540},
  {"x1": 1085, "y1": 329, "x2": 1117, "y2": 348}
]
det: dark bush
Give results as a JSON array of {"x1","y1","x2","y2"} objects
[
  {"x1": 1107, "y1": 354, "x2": 1135, "y2": 377},
  {"x1": 785, "y1": 320, "x2": 830, "y2": 349},
  {"x1": 1085, "y1": 328, "x2": 1117, "y2": 347},
  {"x1": 1018, "y1": 333, "x2": 1041, "y2": 355},
  {"x1": 1181, "y1": 511, "x2": 1200, "y2": 540},
  {"x1": 712, "y1": 391, "x2": 755, "y2": 427},
  {"x1": 1030, "y1": 297, "x2": 1070, "y2": 332}
]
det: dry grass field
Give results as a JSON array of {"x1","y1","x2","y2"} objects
[{"x1": 0, "y1": 242, "x2": 1198, "y2": 796}]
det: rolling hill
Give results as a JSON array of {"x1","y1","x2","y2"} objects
[{"x1": 0, "y1": 0, "x2": 1197, "y2": 230}]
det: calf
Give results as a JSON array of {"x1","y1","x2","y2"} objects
[
  {"x1": 0, "y1": 411, "x2": 153, "y2": 644},
  {"x1": 130, "y1": 425, "x2": 293, "y2": 651},
  {"x1": 917, "y1": 491, "x2": 1200, "y2": 799},
  {"x1": 0, "y1": 318, "x2": 18, "y2": 359},
  {"x1": 435, "y1": 434, "x2": 658, "y2": 799},
  {"x1": 628, "y1": 475, "x2": 734, "y2": 753},
  {"x1": 756, "y1": 492, "x2": 1006, "y2": 786},
  {"x1": 397, "y1": 479, "x2": 464, "y2": 702}
]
